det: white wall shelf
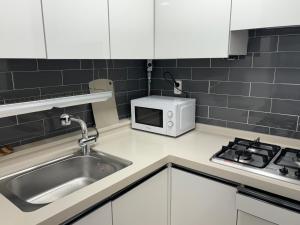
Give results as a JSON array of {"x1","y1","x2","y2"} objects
[{"x1": 0, "y1": 91, "x2": 112, "y2": 118}]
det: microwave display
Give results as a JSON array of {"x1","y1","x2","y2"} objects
[{"x1": 135, "y1": 106, "x2": 163, "y2": 128}]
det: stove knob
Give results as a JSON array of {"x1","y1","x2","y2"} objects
[
  {"x1": 295, "y1": 169, "x2": 300, "y2": 178},
  {"x1": 279, "y1": 166, "x2": 289, "y2": 175}
]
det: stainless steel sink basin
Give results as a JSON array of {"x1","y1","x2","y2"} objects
[{"x1": 0, "y1": 151, "x2": 132, "y2": 212}]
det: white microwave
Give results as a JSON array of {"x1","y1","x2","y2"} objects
[{"x1": 131, "y1": 96, "x2": 196, "y2": 137}]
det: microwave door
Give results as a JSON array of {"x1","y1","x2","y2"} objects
[{"x1": 135, "y1": 107, "x2": 163, "y2": 127}]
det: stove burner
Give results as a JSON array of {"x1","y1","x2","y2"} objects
[
  {"x1": 235, "y1": 150, "x2": 252, "y2": 161},
  {"x1": 211, "y1": 137, "x2": 300, "y2": 185},
  {"x1": 214, "y1": 137, "x2": 280, "y2": 168},
  {"x1": 297, "y1": 151, "x2": 300, "y2": 161}
]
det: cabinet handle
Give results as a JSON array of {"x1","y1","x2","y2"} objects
[{"x1": 237, "y1": 186, "x2": 300, "y2": 213}]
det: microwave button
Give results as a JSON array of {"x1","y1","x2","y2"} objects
[
  {"x1": 167, "y1": 111, "x2": 173, "y2": 118},
  {"x1": 167, "y1": 121, "x2": 174, "y2": 127}
]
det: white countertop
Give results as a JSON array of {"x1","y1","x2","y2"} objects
[{"x1": 0, "y1": 120, "x2": 299, "y2": 225}]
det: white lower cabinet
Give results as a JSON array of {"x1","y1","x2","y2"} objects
[
  {"x1": 236, "y1": 193, "x2": 300, "y2": 225},
  {"x1": 71, "y1": 202, "x2": 112, "y2": 225},
  {"x1": 237, "y1": 211, "x2": 277, "y2": 225},
  {"x1": 112, "y1": 169, "x2": 168, "y2": 225},
  {"x1": 171, "y1": 168, "x2": 237, "y2": 225}
]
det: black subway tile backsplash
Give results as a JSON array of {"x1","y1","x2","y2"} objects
[
  {"x1": 278, "y1": 35, "x2": 300, "y2": 52},
  {"x1": 227, "y1": 122, "x2": 269, "y2": 134},
  {"x1": 0, "y1": 88, "x2": 41, "y2": 103},
  {"x1": 253, "y1": 52, "x2": 300, "y2": 67},
  {"x1": 196, "y1": 117, "x2": 227, "y2": 127},
  {"x1": 0, "y1": 120, "x2": 44, "y2": 145},
  {"x1": 40, "y1": 85, "x2": 82, "y2": 96},
  {"x1": 162, "y1": 68, "x2": 192, "y2": 80},
  {"x1": 249, "y1": 111, "x2": 298, "y2": 130},
  {"x1": 210, "y1": 81, "x2": 250, "y2": 96},
  {"x1": 0, "y1": 72, "x2": 13, "y2": 91},
  {"x1": 153, "y1": 27, "x2": 300, "y2": 140},
  {"x1": 275, "y1": 68, "x2": 300, "y2": 84},
  {"x1": 0, "y1": 59, "x2": 37, "y2": 72},
  {"x1": 0, "y1": 59, "x2": 147, "y2": 148},
  {"x1": 183, "y1": 80, "x2": 208, "y2": 93},
  {"x1": 209, "y1": 107, "x2": 248, "y2": 123},
  {"x1": 192, "y1": 68, "x2": 228, "y2": 81},
  {"x1": 196, "y1": 105, "x2": 208, "y2": 117},
  {"x1": 211, "y1": 54, "x2": 252, "y2": 67},
  {"x1": 269, "y1": 128, "x2": 300, "y2": 139},
  {"x1": 112, "y1": 59, "x2": 145, "y2": 68},
  {"x1": 229, "y1": 68, "x2": 274, "y2": 83},
  {"x1": 228, "y1": 96, "x2": 271, "y2": 112},
  {"x1": 177, "y1": 58, "x2": 210, "y2": 67},
  {"x1": 14, "y1": 71, "x2": 62, "y2": 89},
  {"x1": 38, "y1": 59, "x2": 80, "y2": 70},
  {"x1": 153, "y1": 59, "x2": 177, "y2": 68},
  {"x1": 190, "y1": 93, "x2": 227, "y2": 107},
  {"x1": 63, "y1": 70, "x2": 93, "y2": 85},
  {"x1": 0, "y1": 116, "x2": 17, "y2": 127},
  {"x1": 271, "y1": 99, "x2": 300, "y2": 115},
  {"x1": 108, "y1": 68, "x2": 127, "y2": 81},
  {"x1": 247, "y1": 36, "x2": 278, "y2": 52},
  {"x1": 255, "y1": 27, "x2": 300, "y2": 36}
]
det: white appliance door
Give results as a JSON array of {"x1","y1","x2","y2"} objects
[{"x1": 132, "y1": 105, "x2": 167, "y2": 135}]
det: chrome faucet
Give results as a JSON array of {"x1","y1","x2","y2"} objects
[{"x1": 60, "y1": 114, "x2": 99, "y2": 155}]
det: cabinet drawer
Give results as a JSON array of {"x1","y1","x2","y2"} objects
[{"x1": 236, "y1": 193, "x2": 300, "y2": 225}]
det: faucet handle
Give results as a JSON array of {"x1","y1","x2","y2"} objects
[
  {"x1": 78, "y1": 128, "x2": 99, "y2": 147},
  {"x1": 79, "y1": 136, "x2": 97, "y2": 147},
  {"x1": 90, "y1": 127, "x2": 99, "y2": 139}
]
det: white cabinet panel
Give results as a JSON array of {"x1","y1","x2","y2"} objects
[
  {"x1": 42, "y1": 0, "x2": 110, "y2": 59},
  {"x1": 171, "y1": 168, "x2": 236, "y2": 225},
  {"x1": 231, "y1": 0, "x2": 300, "y2": 30},
  {"x1": 237, "y1": 211, "x2": 277, "y2": 225},
  {"x1": 109, "y1": 0, "x2": 154, "y2": 59},
  {"x1": 112, "y1": 169, "x2": 168, "y2": 225},
  {"x1": 71, "y1": 202, "x2": 112, "y2": 225},
  {"x1": 155, "y1": 0, "x2": 231, "y2": 58},
  {"x1": 0, "y1": 0, "x2": 46, "y2": 58},
  {"x1": 236, "y1": 193, "x2": 300, "y2": 225}
]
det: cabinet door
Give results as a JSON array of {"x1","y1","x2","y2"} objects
[
  {"x1": 171, "y1": 168, "x2": 237, "y2": 225},
  {"x1": 0, "y1": 0, "x2": 46, "y2": 58},
  {"x1": 236, "y1": 193, "x2": 300, "y2": 225},
  {"x1": 42, "y1": 0, "x2": 110, "y2": 59},
  {"x1": 112, "y1": 169, "x2": 168, "y2": 225},
  {"x1": 231, "y1": 0, "x2": 300, "y2": 30},
  {"x1": 237, "y1": 211, "x2": 277, "y2": 225},
  {"x1": 155, "y1": 0, "x2": 231, "y2": 58},
  {"x1": 71, "y1": 202, "x2": 112, "y2": 225},
  {"x1": 109, "y1": 0, "x2": 154, "y2": 59}
]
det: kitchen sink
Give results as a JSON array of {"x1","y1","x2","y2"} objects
[{"x1": 0, "y1": 150, "x2": 132, "y2": 212}]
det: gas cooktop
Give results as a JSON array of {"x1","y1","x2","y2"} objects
[{"x1": 211, "y1": 137, "x2": 300, "y2": 185}]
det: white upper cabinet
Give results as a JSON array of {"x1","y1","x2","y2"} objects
[
  {"x1": 42, "y1": 0, "x2": 110, "y2": 59},
  {"x1": 0, "y1": 0, "x2": 46, "y2": 58},
  {"x1": 155, "y1": 0, "x2": 232, "y2": 59},
  {"x1": 109, "y1": 0, "x2": 154, "y2": 59},
  {"x1": 231, "y1": 0, "x2": 300, "y2": 30}
]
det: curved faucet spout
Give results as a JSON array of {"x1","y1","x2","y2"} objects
[{"x1": 60, "y1": 114, "x2": 98, "y2": 155}]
